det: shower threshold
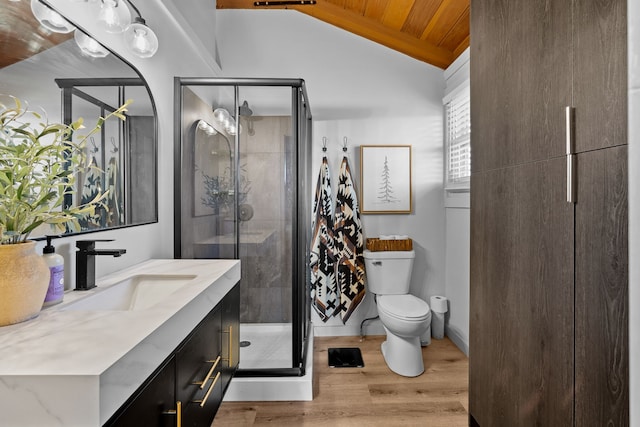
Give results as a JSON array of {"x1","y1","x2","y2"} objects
[{"x1": 223, "y1": 326, "x2": 314, "y2": 401}]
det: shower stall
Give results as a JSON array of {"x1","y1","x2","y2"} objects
[{"x1": 173, "y1": 78, "x2": 312, "y2": 381}]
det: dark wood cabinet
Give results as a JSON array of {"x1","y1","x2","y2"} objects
[
  {"x1": 105, "y1": 357, "x2": 177, "y2": 427},
  {"x1": 177, "y1": 307, "x2": 223, "y2": 426},
  {"x1": 573, "y1": 0, "x2": 627, "y2": 154},
  {"x1": 221, "y1": 283, "x2": 240, "y2": 389},
  {"x1": 470, "y1": 159, "x2": 574, "y2": 425},
  {"x1": 470, "y1": 0, "x2": 628, "y2": 425},
  {"x1": 575, "y1": 146, "x2": 628, "y2": 425},
  {"x1": 470, "y1": 0, "x2": 572, "y2": 173},
  {"x1": 106, "y1": 283, "x2": 240, "y2": 427}
]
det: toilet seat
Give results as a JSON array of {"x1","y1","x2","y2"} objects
[{"x1": 377, "y1": 294, "x2": 430, "y2": 321}]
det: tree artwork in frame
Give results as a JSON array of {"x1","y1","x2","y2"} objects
[{"x1": 360, "y1": 145, "x2": 412, "y2": 214}]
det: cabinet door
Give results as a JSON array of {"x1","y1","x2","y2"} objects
[
  {"x1": 470, "y1": 158, "x2": 574, "y2": 426},
  {"x1": 573, "y1": 0, "x2": 627, "y2": 153},
  {"x1": 177, "y1": 307, "x2": 223, "y2": 427},
  {"x1": 470, "y1": 0, "x2": 571, "y2": 173},
  {"x1": 470, "y1": 168, "x2": 520, "y2": 424},
  {"x1": 106, "y1": 357, "x2": 177, "y2": 427},
  {"x1": 221, "y1": 283, "x2": 240, "y2": 392},
  {"x1": 575, "y1": 146, "x2": 628, "y2": 425}
]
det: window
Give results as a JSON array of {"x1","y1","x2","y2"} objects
[{"x1": 444, "y1": 84, "x2": 471, "y2": 191}]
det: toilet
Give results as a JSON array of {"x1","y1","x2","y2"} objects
[{"x1": 364, "y1": 249, "x2": 431, "y2": 377}]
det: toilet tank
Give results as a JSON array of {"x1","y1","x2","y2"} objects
[{"x1": 363, "y1": 250, "x2": 415, "y2": 295}]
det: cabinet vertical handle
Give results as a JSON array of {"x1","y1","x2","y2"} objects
[
  {"x1": 222, "y1": 325, "x2": 233, "y2": 366},
  {"x1": 162, "y1": 401, "x2": 182, "y2": 427},
  {"x1": 228, "y1": 325, "x2": 233, "y2": 366},
  {"x1": 565, "y1": 106, "x2": 576, "y2": 203}
]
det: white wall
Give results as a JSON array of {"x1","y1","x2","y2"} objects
[
  {"x1": 444, "y1": 207, "x2": 469, "y2": 353},
  {"x1": 37, "y1": 0, "x2": 221, "y2": 289},
  {"x1": 216, "y1": 9, "x2": 446, "y2": 336},
  {"x1": 443, "y1": 50, "x2": 470, "y2": 355},
  {"x1": 628, "y1": 1, "x2": 639, "y2": 425}
]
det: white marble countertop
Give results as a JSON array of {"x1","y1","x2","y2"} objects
[{"x1": 0, "y1": 258, "x2": 240, "y2": 427}]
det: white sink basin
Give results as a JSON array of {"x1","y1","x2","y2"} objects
[{"x1": 63, "y1": 274, "x2": 197, "y2": 311}]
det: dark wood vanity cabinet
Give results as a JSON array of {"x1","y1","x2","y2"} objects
[
  {"x1": 470, "y1": 0, "x2": 628, "y2": 425},
  {"x1": 176, "y1": 307, "x2": 223, "y2": 426},
  {"x1": 105, "y1": 356, "x2": 178, "y2": 427},
  {"x1": 106, "y1": 283, "x2": 240, "y2": 427}
]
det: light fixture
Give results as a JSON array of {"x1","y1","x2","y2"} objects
[
  {"x1": 74, "y1": 29, "x2": 110, "y2": 58},
  {"x1": 122, "y1": 1, "x2": 158, "y2": 58},
  {"x1": 123, "y1": 17, "x2": 158, "y2": 58},
  {"x1": 30, "y1": 0, "x2": 75, "y2": 33},
  {"x1": 211, "y1": 107, "x2": 241, "y2": 136},
  {"x1": 213, "y1": 108, "x2": 238, "y2": 136},
  {"x1": 254, "y1": 0, "x2": 316, "y2": 5},
  {"x1": 97, "y1": 0, "x2": 131, "y2": 34},
  {"x1": 29, "y1": 0, "x2": 158, "y2": 59},
  {"x1": 197, "y1": 120, "x2": 217, "y2": 136}
]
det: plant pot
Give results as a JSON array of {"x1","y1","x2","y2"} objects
[{"x1": 0, "y1": 241, "x2": 50, "y2": 326}]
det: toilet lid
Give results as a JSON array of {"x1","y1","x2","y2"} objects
[{"x1": 377, "y1": 294, "x2": 430, "y2": 320}]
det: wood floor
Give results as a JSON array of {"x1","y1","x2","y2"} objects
[{"x1": 213, "y1": 335, "x2": 469, "y2": 426}]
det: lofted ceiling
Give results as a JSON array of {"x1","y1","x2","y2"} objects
[{"x1": 216, "y1": 0, "x2": 470, "y2": 69}]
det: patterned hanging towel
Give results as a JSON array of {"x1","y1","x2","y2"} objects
[
  {"x1": 310, "y1": 156, "x2": 339, "y2": 322},
  {"x1": 335, "y1": 156, "x2": 365, "y2": 324}
]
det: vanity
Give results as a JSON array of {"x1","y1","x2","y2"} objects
[{"x1": 0, "y1": 259, "x2": 240, "y2": 426}]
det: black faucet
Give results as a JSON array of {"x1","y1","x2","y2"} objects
[{"x1": 75, "y1": 240, "x2": 126, "y2": 290}]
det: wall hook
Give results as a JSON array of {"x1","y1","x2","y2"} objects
[
  {"x1": 322, "y1": 136, "x2": 327, "y2": 152},
  {"x1": 342, "y1": 136, "x2": 348, "y2": 152}
]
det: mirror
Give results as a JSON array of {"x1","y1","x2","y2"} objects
[
  {"x1": 194, "y1": 119, "x2": 235, "y2": 218},
  {"x1": 0, "y1": 0, "x2": 157, "y2": 237}
]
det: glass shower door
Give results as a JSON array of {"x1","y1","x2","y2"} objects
[
  {"x1": 235, "y1": 85, "x2": 294, "y2": 370},
  {"x1": 175, "y1": 78, "x2": 312, "y2": 376}
]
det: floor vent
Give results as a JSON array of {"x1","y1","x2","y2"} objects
[{"x1": 328, "y1": 347, "x2": 364, "y2": 368}]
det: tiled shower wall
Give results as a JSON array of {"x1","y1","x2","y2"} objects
[{"x1": 237, "y1": 115, "x2": 293, "y2": 324}]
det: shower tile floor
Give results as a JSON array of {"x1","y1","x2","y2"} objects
[{"x1": 238, "y1": 323, "x2": 293, "y2": 369}]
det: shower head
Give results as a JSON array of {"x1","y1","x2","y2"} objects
[{"x1": 239, "y1": 100, "x2": 253, "y2": 117}]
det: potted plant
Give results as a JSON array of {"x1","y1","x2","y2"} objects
[{"x1": 0, "y1": 95, "x2": 130, "y2": 326}]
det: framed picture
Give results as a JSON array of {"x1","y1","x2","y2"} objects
[{"x1": 360, "y1": 145, "x2": 412, "y2": 214}]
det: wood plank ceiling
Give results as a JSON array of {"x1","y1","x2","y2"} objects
[{"x1": 216, "y1": 0, "x2": 470, "y2": 69}]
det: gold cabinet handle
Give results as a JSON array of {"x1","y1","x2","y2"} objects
[
  {"x1": 193, "y1": 372, "x2": 220, "y2": 408},
  {"x1": 192, "y1": 355, "x2": 221, "y2": 389},
  {"x1": 222, "y1": 325, "x2": 233, "y2": 366},
  {"x1": 162, "y1": 401, "x2": 182, "y2": 427}
]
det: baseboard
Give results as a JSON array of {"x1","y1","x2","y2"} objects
[{"x1": 445, "y1": 324, "x2": 469, "y2": 356}]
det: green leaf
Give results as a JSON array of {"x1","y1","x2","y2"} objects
[{"x1": 0, "y1": 96, "x2": 129, "y2": 241}]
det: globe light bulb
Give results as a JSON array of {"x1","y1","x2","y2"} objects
[
  {"x1": 74, "y1": 30, "x2": 109, "y2": 58},
  {"x1": 124, "y1": 17, "x2": 158, "y2": 58},
  {"x1": 97, "y1": 0, "x2": 131, "y2": 34},
  {"x1": 30, "y1": 0, "x2": 75, "y2": 33}
]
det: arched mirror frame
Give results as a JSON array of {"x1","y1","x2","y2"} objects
[{"x1": 0, "y1": 0, "x2": 159, "y2": 240}]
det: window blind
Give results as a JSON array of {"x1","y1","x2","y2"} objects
[{"x1": 445, "y1": 86, "x2": 471, "y2": 190}]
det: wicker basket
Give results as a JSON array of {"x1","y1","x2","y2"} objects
[{"x1": 366, "y1": 238, "x2": 413, "y2": 252}]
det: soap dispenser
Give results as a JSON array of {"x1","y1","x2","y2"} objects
[{"x1": 42, "y1": 235, "x2": 64, "y2": 307}]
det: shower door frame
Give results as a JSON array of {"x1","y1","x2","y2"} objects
[{"x1": 173, "y1": 77, "x2": 312, "y2": 377}]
